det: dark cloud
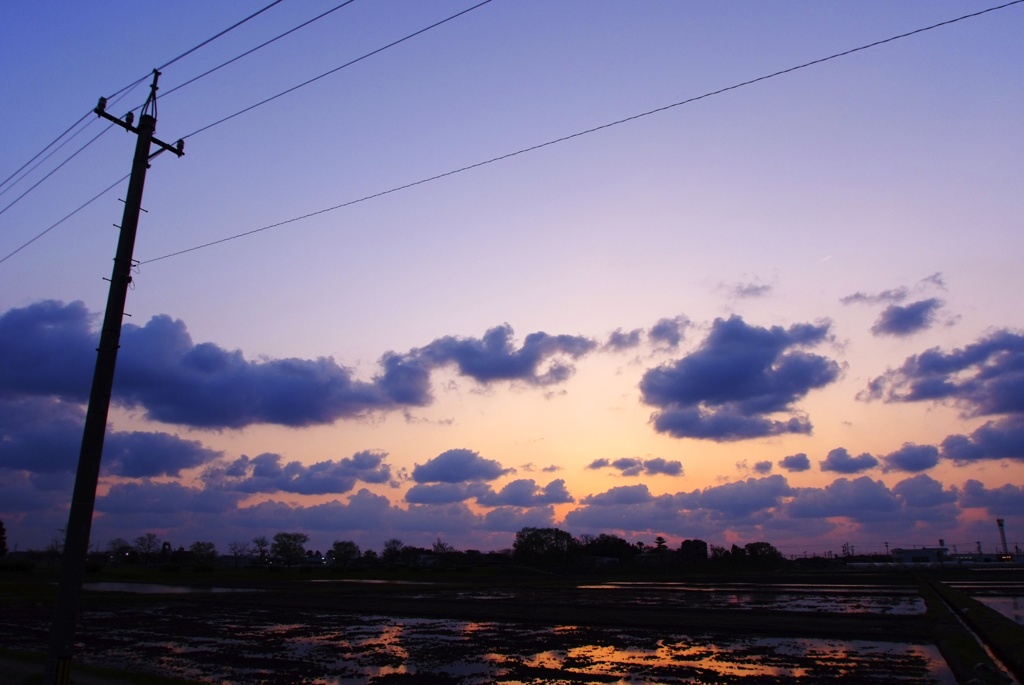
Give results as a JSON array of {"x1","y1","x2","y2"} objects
[
  {"x1": 891, "y1": 474, "x2": 956, "y2": 509},
  {"x1": 820, "y1": 447, "x2": 878, "y2": 474},
  {"x1": 0, "y1": 300, "x2": 95, "y2": 401},
  {"x1": 958, "y1": 479, "x2": 1024, "y2": 514},
  {"x1": 679, "y1": 475, "x2": 793, "y2": 518},
  {"x1": 412, "y1": 448, "x2": 512, "y2": 484},
  {"x1": 0, "y1": 396, "x2": 221, "y2": 479},
  {"x1": 580, "y1": 484, "x2": 654, "y2": 506},
  {"x1": 605, "y1": 328, "x2": 642, "y2": 351},
  {"x1": 209, "y1": 451, "x2": 391, "y2": 495},
  {"x1": 104, "y1": 432, "x2": 222, "y2": 478},
  {"x1": 786, "y1": 477, "x2": 900, "y2": 522},
  {"x1": 864, "y1": 330, "x2": 1024, "y2": 417},
  {"x1": 871, "y1": 299, "x2": 943, "y2": 337},
  {"x1": 779, "y1": 453, "x2": 811, "y2": 472},
  {"x1": 640, "y1": 316, "x2": 840, "y2": 441},
  {"x1": 475, "y1": 479, "x2": 574, "y2": 507},
  {"x1": 99, "y1": 480, "x2": 244, "y2": 515},
  {"x1": 941, "y1": 417, "x2": 1024, "y2": 462},
  {"x1": 881, "y1": 443, "x2": 940, "y2": 473},
  {"x1": 586, "y1": 457, "x2": 683, "y2": 477},
  {"x1": 404, "y1": 482, "x2": 482, "y2": 505},
  {"x1": 483, "y1": 505, "x2": 557, "y2": 532},
  {"x1": 648, "y1": 316, "x2": 689, "y2": 349},
  {"x1": 415, "y1": 324, "x2": 596, "y2": 386},
  {"x1": 0, "y1": 302, "x2": 595, "y2": 431},
  {"x1": 752, "y1": 460, "x2": 773, "y2": 474}
]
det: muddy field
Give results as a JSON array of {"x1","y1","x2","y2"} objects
[{"x1": 1, "y1": 572, "x2": 975, "y2": 684}]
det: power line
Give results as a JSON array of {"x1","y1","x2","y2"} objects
[
  {"x1": 106, "y1": 0, "x2": 287, "y2": 102},
  {"x1": 0, "y1": 174, "x2": 129, "y2": 266},
  {"x1": 141, "y1": 0, "x2": 1024, "y2": 265},
  {"x1": 0, "y1": 125, "x2": 114, "y2": 219},
  {"x1": 0, "y1": 1, "x2": 285, "y2": 205},
  {"x1": 0, "y1": 112, "x2": 91, "y2": 193},
  {"x1": 159, "y1": 1, "x2": 359, "y2": 104},
  {"x1": 180, "y1": 0, "x2": 495, "y2": 141},
  {"x1": 0, "y1": 0, "x2": 493, "y2": 260}
]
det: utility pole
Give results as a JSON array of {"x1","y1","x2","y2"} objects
[{"x1": 45, "y1": 70, "x2": 183, "y2": 685}]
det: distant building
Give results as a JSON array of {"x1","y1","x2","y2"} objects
[{"x1": 891, "y1": 547, "x2": 946, "y2": 564}]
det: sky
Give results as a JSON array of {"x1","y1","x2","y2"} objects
[{"x1": 1, "y1": 0, "x2": 1022, "y2": 559}]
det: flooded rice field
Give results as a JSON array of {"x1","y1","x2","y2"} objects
[
  {"x1": 0, "y1": 580, "x2": 956, "y2": 684},
  {"x1": 575, "y1": 581, "x2": 925, "y2": 615},
  {"x1": 948, "y1": 579, "x2": 1024, "y2": 625}
]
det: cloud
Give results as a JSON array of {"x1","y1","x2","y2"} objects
[
  {"x1": 786, "y1": 477, "x2": 900, "y2": 522},
  {"x1": 891, "y1": 474, "x2": 956, "y2": 509},
  {"x1": 752, "y1": 460, "x2": 773, "y2": 474},
  {"x1": 605, "y1": 328, "x2": 642, "y2": 351},
  {"x1": 958, "y1": 480, "x2": 1024, "y2": 515},
  {"x1": 104, "y1": 432, "x2": 223, "y2": 478},
  {"x1": 209, "y1": 450, "x2": 391, "y2": 495},
  {"x1": 680, "y1": 475, "x2": 793, "y2": 518},
  {"x1": 779, "y1": 453, "x2": 810, "y2": 472},
  {"x1": 580, "y1": 484, "x2": 654, "y2": 506},
  {"x1": 863, "y1": 330, "x2": 1024, "y2": 417},
  {"x1": 415, "y1": 324, "x2": 596, "y2": 386},
  {"x1": 0, "y1": 302, "x2": 596, "y2": 431},
  {"x1": 586, "y1": 457, "x2": 683, "y2": 477},
  {"x1": 881, "y1": 443, "x2": 940, "y2": 473},
  {"x1": 820, "y1": 447, "x2": 879, "y2": 474},
  {"x1": 648, "y1": 316, "x2": 689, "y2": 349},
  {"x1": 99, "y1": 480, "x2": 244, "y2": 515},
  {"x1": 640, "y1": 316, "x2": 840, "y2": 441},
  {"x1": 475, "y1": 479, "x2": 575, "y2": 507},
  {"x1": 941, "y1": 417, "x2": 1024, "y2": 463},
  {"x1": 731, "y1": 282, "x2": 772, "y2": 299},
  {"x1": 412, "y1": 448, "x2": 512, "y2": 483},
  {"x1": 871, "y1": 299, "x2": 943, "y2": 337},
  {"x1": 840, "y1": 287, "x2": 908, "y2": 305}
]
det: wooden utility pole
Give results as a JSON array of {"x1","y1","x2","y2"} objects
[{"x1": 45, "y1": 70, "x2": 183, "y2": 685}]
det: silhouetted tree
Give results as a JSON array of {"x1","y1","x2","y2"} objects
[
  {"x1": 654, "y1": 536, "x2": 668, "y2": 551},
  {"x1": 432, "y1": 537, "x2": 455, "y2": 555},
  {"x1": 227, "y1": 541, "x2": 251, "y2": 567},
  {"x1": 679, "y1": 539, "x2": 708, "y2": 563},
  {"x1": 331, "y1": 540, "x2": 360, "y2": 566},
  {"x1": 190, "y1": 541, "x2": 217, "y2": 562},
  {"x1": 382, "y1": 538, "x2": 405, "y2": 563},
  {"x1": 251, "y1": 535, "x2": 270, "y2": 561},
  {"x1": 512, "y1": 527, "x2": 578, "y2": 565},
  {"x1": 271, "y1": 532, "x2": 308, "y2": 565},
  {"x1": 580, "y1": 533, "x2": 637, "y2": 562},
  {"x1": 744, "y1": 541, "x2": 783, "y2": 565},
  {"x1": 108, "y1": 538, "x2": 135, "y2": 565},
  {"x1": 0, "y1": 519, "x2": 7, "y2": 556},
  {"x1": 134, "y1": 533, "x2": 161, "y2": 564}
]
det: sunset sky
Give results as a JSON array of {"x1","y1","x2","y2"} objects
[{"x1": 2, "y1": 0, "x2": 1022, "y2": 559}]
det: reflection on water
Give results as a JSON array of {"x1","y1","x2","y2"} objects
[
  {"x1": 948, "y1": 580, "x2": 1024, "y2": 625},
  {"x1": 975, "y1": 596, "x2": 1024, "y2": 625},
  {"x1": 577, "y1": 581, "x2": 925, "y2": 615},
  {"x1": 4, "y1": 605, "x2": 955, "y2": 684},
  {"x1": 82, "y1": 582, "x2": 258, "y2": 594}
]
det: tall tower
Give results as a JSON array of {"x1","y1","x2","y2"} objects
[{"x1": 997, "y1": 518, "x2": 1009, "y2": 556}]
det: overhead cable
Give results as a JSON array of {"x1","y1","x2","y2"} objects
[
  {"x1": 141, "y1": 0, "x2": 1024, "y2": 264},
  {"x1": 0, "y1": 174, "x2": 129, "y2": 266},
  {"x1": 1, "y1": 1, "x2": 286, "y2": 203},
  {"x1": 159, "y1": 1, "x2": 359, "y2": 103},
  {"x1": 0, "y1": 125, "x2": 114, "y2": 219},
  {"x1": 180, "y1": 0, "x2": 495, "y2": 140}
]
